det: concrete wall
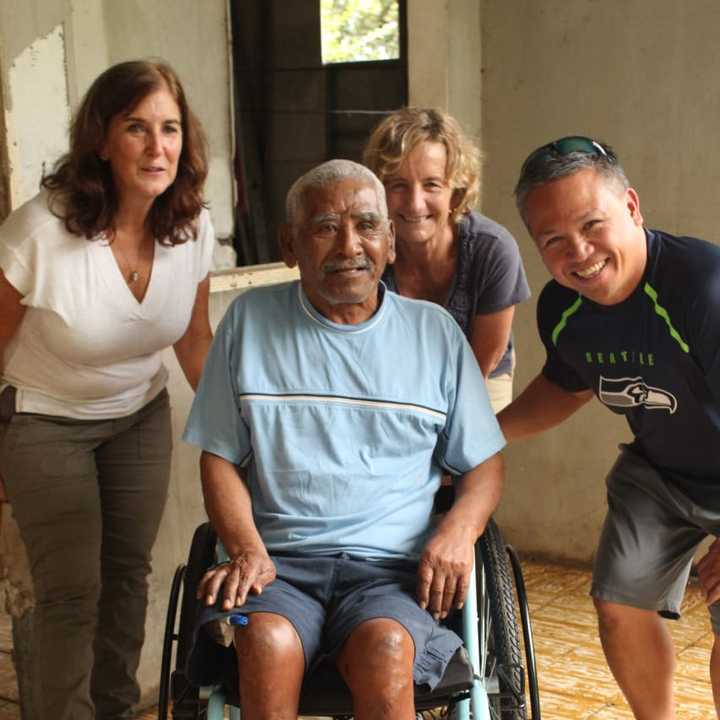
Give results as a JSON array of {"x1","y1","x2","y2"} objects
[
  {"x1": 405, "y1": 0, "x2": 720, "y2": 563},
  {"x1": 0, "y1": 1, "x2": 72, "y2": 210},
  {"x1": 0, "y1": 0, "x2": 234, "y2": 236},
  {"x1": 408, "y1": 0, "x2": 483, "y2": 144},
  {"x1": 0, "y1": 55, "x2": 10, "y2": 222},
  {"x1": 102, "y1": 0, "x2": 235, "y2": 238},
  {"x1": 479, "y1": 0, "x2": 720, "y2": 562}
]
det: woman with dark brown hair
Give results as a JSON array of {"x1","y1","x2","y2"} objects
[{"x1": 0, "y1": 60, "x2": 214, "y2": 719}]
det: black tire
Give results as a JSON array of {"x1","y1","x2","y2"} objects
[
  {"x1": 168, "y1": 523, "x2": 218, "y2": 720},
  {"x1": 506, "y1": 545, "x2": 541, "y2": 720},
  {"x1": 158, "y1": 564, "x2": 185, "y2": 720},
  {"x1": 477, "y1": 519, "x2": 526, "y2": 720}
]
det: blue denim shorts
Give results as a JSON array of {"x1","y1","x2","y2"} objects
[{"x1": 187, "y1": 552, "x2": 462, "y2": 690}]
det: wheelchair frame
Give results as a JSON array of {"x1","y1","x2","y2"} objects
[{"x1": 158, "y1": 519, "x2": 540, "y2": 720}]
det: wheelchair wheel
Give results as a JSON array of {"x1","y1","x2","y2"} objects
[
  {"x1": 158, "y1": 523, "x2": 218, "y2": 720},
  {"x1": 477, "y1": 519, "x2": 526, "y2": 720},
  {"x1": 506, "y1": 545, "x2": 541, "y2": 720},
  {"x1": 158, "y1": 564, "x2": 185, "y2": 720}
]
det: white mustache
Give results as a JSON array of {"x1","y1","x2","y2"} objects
[{"x1": 322, "y1": 258, "x2": 373, "y2": 273}]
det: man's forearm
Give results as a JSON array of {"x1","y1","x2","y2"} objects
[
  {"x1": 498, "y1": 373, "x2": 593, "y2": 441},
  {"x1": 437, "y1": 452, "x2": 504, "y2": 542},
  {"x1": 200, "y1": 451, "x2": 265, "y2": 559}
]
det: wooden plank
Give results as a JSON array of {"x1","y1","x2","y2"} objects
[{"x1": 209, "y1": 263, "x2": 299, "y2": 293}]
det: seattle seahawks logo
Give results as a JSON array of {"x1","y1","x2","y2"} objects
[{"x1": 599, "y1": 376, "x2": 677, "y2": 414}]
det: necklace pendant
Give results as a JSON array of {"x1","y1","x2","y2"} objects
[{"x1": 128, "y1": 271, "x2": 140, "y2": 284}]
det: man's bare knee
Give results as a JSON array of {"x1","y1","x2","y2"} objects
[
  {"x1": 235, "y1": 612, "x2": 303, "y2": 667},
  {"x1": 339, "y1": 618, "x2": 414, "y2": 692},
  {"x1": 594, "y1": 598, "x2": 643, "y2": 627},
  {"x1": 593, "y1": 600, "x2": 673, "y2": 654},
  {"x1": 233, "y1": 613, "x2": 305, "y2": 720},
  {"x1": 594, "y1": 598, "x2": 628, "y2": 631}
]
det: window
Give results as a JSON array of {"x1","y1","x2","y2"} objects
[
  {"x1": 320, "y1": 0, "x2": 400, "y2": 64},
  {"x1": 229, "y1": 0, "x2": 406, "y2": 266}
]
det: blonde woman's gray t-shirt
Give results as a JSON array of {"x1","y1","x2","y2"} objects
[{"x1": 383, "y1": 211, "x2": 530, "y2": 377}]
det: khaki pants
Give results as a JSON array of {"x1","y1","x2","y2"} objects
[
  {"x1": 486, "y1": 372, "x2": 513, "y2": 414},
  {"x1": 0, "y1": 387, "x2": 172, "y2": 720}
]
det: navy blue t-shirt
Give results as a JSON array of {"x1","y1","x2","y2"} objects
[{"x1": 539, "y1": 229, "x2": 720, "y2": 496}]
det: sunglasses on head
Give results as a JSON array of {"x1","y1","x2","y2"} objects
[{"x1": 521, "y1": 136, "x2": 613, "y2": 176}]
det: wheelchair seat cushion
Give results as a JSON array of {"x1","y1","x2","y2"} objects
[
  {"x1": 213, "y1": 645, "x2": 473, "y2": 716},
  {"x1": 186, "y1": 553, "x2": 463, "y2": 691}
]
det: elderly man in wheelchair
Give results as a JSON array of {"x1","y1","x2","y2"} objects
[{"x1": 182, "y1": 159, "x2": 505, "y2": 720}]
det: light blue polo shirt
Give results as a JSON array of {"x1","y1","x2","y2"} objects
[{"x1": 184, "y1": 281, "x2": 505, "y2": 561}]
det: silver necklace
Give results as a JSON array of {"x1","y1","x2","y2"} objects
[
  {"x1": 112, "y1": 239, "x2": 145, "y2": 285},
  {"x1": 116, "y1": 249, "x2": 141, "y2": 284}
]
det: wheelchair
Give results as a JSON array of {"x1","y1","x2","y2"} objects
[{"x1": 158, "y1": 515, "x2": 540, "y2": 720}]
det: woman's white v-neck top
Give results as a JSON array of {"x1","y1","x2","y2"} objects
[{"x1": 0, "y1": 191, "x2": 214, "y2": 418}]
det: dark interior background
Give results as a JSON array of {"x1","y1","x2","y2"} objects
[{"x1": 229, "y1": 0, "x2": 407, "y2": 265}]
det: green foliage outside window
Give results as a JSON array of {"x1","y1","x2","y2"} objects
[{"x1": 320, "y1": 0, "x2": 399, "y2": 64}]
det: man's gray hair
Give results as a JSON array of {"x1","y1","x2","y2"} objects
[
  {"x1": 285, "y1": 159, "x2": 388, "y2": 227},
  {"x1": 514, "y1": 143, "x2": 630, "y2": 223}
]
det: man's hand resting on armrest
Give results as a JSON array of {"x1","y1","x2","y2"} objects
[
  {"x1": 417, "y1": 452, "x2": 503, "y2": 620},
  {"x1": 198, "y1": 548, "x2": 276, "y2": 610}
]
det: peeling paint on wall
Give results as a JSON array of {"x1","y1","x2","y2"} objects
[
  {"x1": 0, "y1": 74, "x2": 10, "y2": 222},
  {"x1": 6, "y1": 24, "x2": 70, "y2": 208},
  {"x1": 0, "y1": 508, "x2": 34, "y2": 618}
]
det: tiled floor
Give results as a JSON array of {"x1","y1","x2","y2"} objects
[
  {"x1": 0, "y1": 560, "x2": 716, "y2": 719},
  {"x1": 521, "y1": 560, "x2": 716, "y2": 719},
  {"x1": 0, "y1": 611, "x2": 17, "y2": 719}
]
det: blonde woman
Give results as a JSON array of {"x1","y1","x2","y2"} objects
[{"x1": 364, "y1": 107, "x2": 530, "y2": 411}]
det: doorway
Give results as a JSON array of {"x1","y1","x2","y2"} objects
[{"x1": 228, "y1": 0, "x2": 407, "y2": 265}]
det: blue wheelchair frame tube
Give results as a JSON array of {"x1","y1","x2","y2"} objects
[
  {"x1": 205, "y1": 686, "x2": 240, "y2": 719},
  {"x1": 457, "y1": 563, "x2": 491, "y2": 720}
]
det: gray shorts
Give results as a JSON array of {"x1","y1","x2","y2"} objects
[
  {"x1": 591, "y1": 446, "x2": 720, "y2": 632},
  {"x1": 188, "y1": 553, "x2": 462, "y2": 691}
]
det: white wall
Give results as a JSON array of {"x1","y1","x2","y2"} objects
[
  {"x1": 0, "y1": 0, "x2": 234, "y2": 236},
  {"x1": 406, "y1": 0, "x2": 720, "y2": 563},
  {"x1": 0, "y1": 1, "x2": 71, "y2": 208},
  {"x1": 480, "y1": 0, "x2": 720, "y2": 561},
  {"x1": 407, "y1": 0, "x2": 483, "y2": 145},
  {"x1": 100, "y1": 0, "x2": 235, "y2": 238}
]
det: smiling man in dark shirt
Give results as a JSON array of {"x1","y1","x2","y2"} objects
[{"x1": 499, "y1": 137, "x2": 720, "y2": 720}]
